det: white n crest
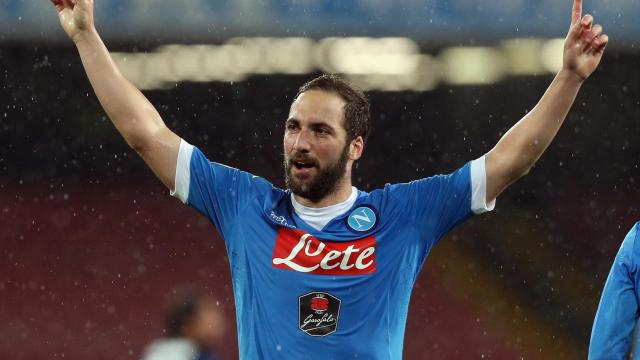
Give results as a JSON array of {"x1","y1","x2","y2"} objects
[{"x1": 351, "y1": 209, "x2": 373, "y2": 227}]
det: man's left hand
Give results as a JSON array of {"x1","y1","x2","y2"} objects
[{"x1": 563, "y1": 0, "x2": 609, "y2": 81}]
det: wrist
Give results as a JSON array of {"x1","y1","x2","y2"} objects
[
  {"x1": 72, "y1": 27, "x2": 99, "y2": 45},
  {"x1": 557, "y1": 68, "x2": 586, "y2": 86}
]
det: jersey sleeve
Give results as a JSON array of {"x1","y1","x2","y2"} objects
[
  {"x1": 386, "y1": 156, "x2": 495, "y2": 244},
  {"x1": 170, "y1": 139, "x2": 265, "y2": 237},
  {"x1": 588, "y1": 223, "x2": 640, "y2": 360}
]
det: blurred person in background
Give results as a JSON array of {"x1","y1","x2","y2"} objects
[
  {"x1": 142, "y1": 287, "x2": 225, "y2": 360},
  {"x1": 589, "y1": 222, "x2": 640, "y2": 359},
  {"x1": 50, "y1": 0, "x2": 607, "y2": 358}
]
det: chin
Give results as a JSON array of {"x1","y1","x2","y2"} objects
[
  {"x1": 288, "y1": 170, "x2": 313, "y2": 186},
  {"x1": 292, "y1": 181, "x2": 311, "y2": 193}
]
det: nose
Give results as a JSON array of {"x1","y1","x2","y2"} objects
[{"x1": 292, "y1": 129, "x2": 311, "y2": 153}]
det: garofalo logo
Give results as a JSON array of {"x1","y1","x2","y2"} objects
[{"x1": 299, "y1": 292, "x2": 341, "y2": 336}]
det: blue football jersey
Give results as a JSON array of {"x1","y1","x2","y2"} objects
[
  {"x1": 589, "y1": 222, "x2": 640, "y2": 360},
  {"x1": 172, "y1": 140, "x2": 493, "y2": 359}
]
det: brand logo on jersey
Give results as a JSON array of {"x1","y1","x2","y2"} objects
[
  {"x1": 272, "y1": 228, "x2": 376, "y2": 275},
  {"x1": 270, "y1": 210, "x2": 290, "y2": 227},
  {"x1": 347, "y1": 206, "x2": 377, "y2": 232},
  {"x1": 299, "y1": 292, "x2": 341, "y2": 336}
]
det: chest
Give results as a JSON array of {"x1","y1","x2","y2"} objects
[{"x1": 229, "y1": 217, "x2": 424, "y2": 283}]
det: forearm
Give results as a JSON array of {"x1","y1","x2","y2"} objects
[
  {"x1": 481, "y1": 0, "x2": 606, "y2": 202},
  {"x1": 74, "y1": 29, "x2": 167, "y2": 150},
  {"x1": 488, "y1": 70, "x2": 583, "y2": 178}
]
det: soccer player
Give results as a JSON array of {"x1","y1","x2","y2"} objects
[
  {"x1": 589, "y1": 222, "x2": 640, "y2": 359},
  {"x1": 50, "y1": 0, "x2": 607, "y2": 358}
]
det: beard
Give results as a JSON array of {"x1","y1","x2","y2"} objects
[{"x1": 284, "y1": 144, "x2": 350, "y2": 203}]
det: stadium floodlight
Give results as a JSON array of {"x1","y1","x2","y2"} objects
[
  {"x1": 540, "y1": 38, "x2": 566, "y2": 74},
  {"x1": 501, "y1": 38, "x2": 546, "y2": 76},
  {"x1": 327, "y1": 37, "x2": 421, "y2": 75},
  {"x1": 110, "y1": 37, "x2": 561, "y2": 91},
  {"x1": 438, "y1": 47, "x2": 507, "y2": 85}
]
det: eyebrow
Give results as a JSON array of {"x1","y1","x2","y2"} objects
[{"x1": 286, "y1": 118, "x2": 335, "y2": 130}]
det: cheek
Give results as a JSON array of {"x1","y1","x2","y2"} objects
[
  {"x1": 283, "y1": 137, "x2": 292, "y2": 153},
  {"x1": 315, "y1": 144, "x2": 339, "y2": 163}
]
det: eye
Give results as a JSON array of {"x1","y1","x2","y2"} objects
[{"x1": 286, "y1": 122, "x2": 299, "y2": 131}]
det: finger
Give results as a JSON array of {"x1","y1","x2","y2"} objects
[
  {"x1": 586, "y1": 33, "x2": 608, "y2": 55},
  {"x1": 571, "y1": 0, "x2": 583, "y2": 25},
  {"x1": 582, "y1": 23, "x2": 602, "y2": 45},
  {"x1": 594, "y1": 34, "x2": 609, "y2": 52},
  {"x1": 591, "y1": 24, "x2": 603, "y2": 37},
  {"x1": 583, "y1": 36, "x2": 596, "y2": 53},
  {"x1": 567, "y1": 20, "x2": 583, "y2": 40},
  {"x1": 581, "y1": 14, "x2": 593, "y2": 30},
  {"x1": 50, "y1": 0, "x2": 64, "y2": 11}
]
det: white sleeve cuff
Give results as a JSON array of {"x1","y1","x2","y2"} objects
[
  {"x1": 470, "y1": 156, "x2": 496, "y2": 214},
  {"x1": 170, "y1": 139, "x2": 194, "y2": 204}
]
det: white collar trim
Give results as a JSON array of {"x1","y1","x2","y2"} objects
[{"x1": 291, "y1": 187, "x2": 358, "y2": 230}]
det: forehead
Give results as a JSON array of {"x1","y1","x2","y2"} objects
[{"x1": 289, "y1": 90, "x2": 346, "y2": 128}]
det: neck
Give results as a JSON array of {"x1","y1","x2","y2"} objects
[{"x1": 293, "y1": 176, "x2": 353, "y2": 208}]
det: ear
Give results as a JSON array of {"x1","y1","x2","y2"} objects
[{"x1": 349, "y1": 136, "x2": 364, "y2": 161}]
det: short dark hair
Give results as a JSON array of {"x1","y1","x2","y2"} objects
[
  {"x1": 164, "y1": 287, "x2": 205, "y2": 337},
  {"x1": 295, "y1": 74, "x2": 371, "y2": 144}
]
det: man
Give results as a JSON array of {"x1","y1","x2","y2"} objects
[
  {"x1": 142, "y1": 288, "x2": 225, "y2": 360},
  {"x1": 589, "y1": 222, "x2": 640, "y2": 359},
  {"x1": 51, "y1": 0, "x2": 607, "y2": 358}
]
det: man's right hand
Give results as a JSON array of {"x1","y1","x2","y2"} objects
[
  {"x1": 51, "y1": 0, "x2": 95, "y2": 42},
  {"x1": 49, "y1": 0, "x2": 181, "y2": 192}
]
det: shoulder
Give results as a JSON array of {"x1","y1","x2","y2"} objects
[
  {"x1": 630, "y1": 221, "x2": 640, "y2": 257},
  {"x1": 617, "y1": 222, "x2": 640, "y2": 266},
  {"x1": 373, "y1": 172, "x2": 464, "y2": 199},
  {"x1": 363, "y1": 181, "x2": 427, "y2": 215},
  {"x1": 192, "y1": 146, "x2": 274, "y2": 191},
  {"x1": 363, "y1": 162, "x2": 474, "y2": 203}
]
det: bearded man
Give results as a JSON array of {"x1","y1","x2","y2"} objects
[{"x1": 50, "y1": 0, "x2": 607, "y2": 358}]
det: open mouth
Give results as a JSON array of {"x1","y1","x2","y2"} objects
[{"x1": 291, "y1": 160, "x2": 316, "y2": 170}]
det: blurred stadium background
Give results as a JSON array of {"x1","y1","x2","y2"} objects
[{"x1": 1, "y1": 0, "x2": 639, "y2": 359}]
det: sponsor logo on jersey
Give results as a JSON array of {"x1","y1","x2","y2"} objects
[
  {"x1": 272, "y1": 228, "x2": 376, "y2": 275},
  {"x1": 299, "y1": 292, "x2": 341, "y2": 336},
  {"x1": 347, "y1": 206, "x2": 377, "y2": 232}
]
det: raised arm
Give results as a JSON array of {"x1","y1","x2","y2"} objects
[
  {"x1": 484, "y1": 0, "x2": 608, "y2": 202},
  {"x1": 51, "y1": 0, "x2": 180, "y2": 190}
]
